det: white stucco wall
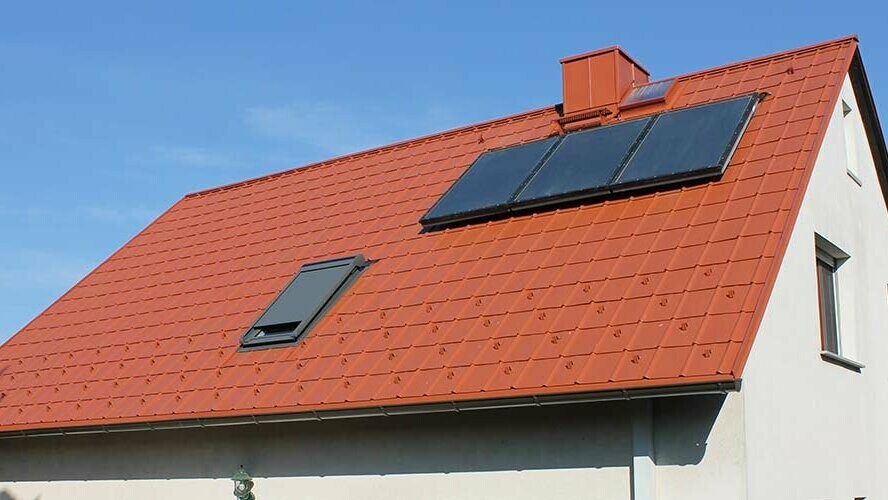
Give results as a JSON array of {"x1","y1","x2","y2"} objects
[
  {"x1": 741, "y1": 74, "x2": 888, "y2": 499},
  {"x1": 656, "y1": 392, "x2": 747, "y2": 500},
  {"x1": 0, "y1": 404, "x2": 634, "y2": 500},
  {"x1": 0, "y1": 471, "x2": 623, "y2": 500},
  {"x1": 0, "y1": 394, "x2": 749, "y2": 500}
]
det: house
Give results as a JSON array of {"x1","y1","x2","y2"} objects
[{"x1": 1, "y1": 35, "x2": 886, "y2": 500}]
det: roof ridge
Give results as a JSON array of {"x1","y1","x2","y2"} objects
[
  {"x1": 674, "y1": 34, "x2": 858, "y2": 81},
  {"x1": 184, "y1": 105, "x2": 557, "y2": 199},
  {"x1": 186, "y1": 36, "x2": 857, "y2": 201}
]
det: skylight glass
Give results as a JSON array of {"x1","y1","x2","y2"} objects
[{"x1": 619, "y1": 79, "x2": 674, "y2": 109}]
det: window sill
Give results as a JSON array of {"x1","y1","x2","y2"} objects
[
  {"x1": 847, "y1": 169, "x2": 863, "y2": 186},
  {"x1": 820, "y1": 350, "x2": 865, "y2": 372}
]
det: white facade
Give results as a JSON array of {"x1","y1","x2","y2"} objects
[
  {"x1": 1, "y1": 396, "x2": 742, "y2": 500},
  {"x1": 1, "y1": 74, "x2": 886, "y2": 500},
  {"x1": 740, "y1": 74, "x2": 888, "y2": 499}
]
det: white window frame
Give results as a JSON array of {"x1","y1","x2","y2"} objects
[{"x1": 814, "y1": 234, "x2": 864, "y2": 371}]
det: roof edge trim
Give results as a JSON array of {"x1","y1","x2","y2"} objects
[
  {"x1": 848, "y1": 48, "x2": 888, "y2": 212},
  {"x1": 183, "y1": 36, "x2": 859, "y2": 201},
  {"x1": 673, "y1": 34, "x2": 858, "y2": 82},
  {"x1": 730, "y1": 39, "x2": 859, "y2": 375},
  {"x1": 0, "y1": 197, "x2": 191, "y2": 349},
  {"x1": 0, "y1": 379, "x2": 740, "y2": 440},
  {"x1": 185, "y1": 105, "x2": 558, "y2": 199}
]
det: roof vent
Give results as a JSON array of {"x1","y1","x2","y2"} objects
[{"x1": 561, "y1": 46, "x2": 650, "y2": 117}]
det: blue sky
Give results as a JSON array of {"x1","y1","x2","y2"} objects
[{"x1": 1, "y1": 1, "x2": 886, "y2": 342}]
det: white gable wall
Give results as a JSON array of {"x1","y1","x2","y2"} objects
[
  {"x1": 741, "y1": 74, "x2": 888, "y2": 499},
  {"x1": 655, "y1": 392, "x2": 747, "y2": 500}
]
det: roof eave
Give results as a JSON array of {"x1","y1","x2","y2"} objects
[{"x1": 0, "y1": 379, "x2": 741, "y2": 440}]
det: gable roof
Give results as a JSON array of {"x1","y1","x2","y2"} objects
[{"x1": 0, "y1": 36, "x2": 865, "y2": 435}]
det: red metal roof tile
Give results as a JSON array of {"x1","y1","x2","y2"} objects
[{"x1": 0, "y1": 37, "x2": 859, "y2": 433}]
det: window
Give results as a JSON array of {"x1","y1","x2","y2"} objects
[
  {"x1": 240, "y1": 255, "x2": 369, "y2": 349},
  {"x1": 619, "y1": 79, "x2": 674, "y2": 109},
  {"x1": 815, "y1": 248, "x2": 841, "y2": 355},
  {"x1": 814, "y1": 235, "x2": 863, "y2": 371},
  {"x1": 841, "y1": 97, "x2": 863, "y2": 186}
]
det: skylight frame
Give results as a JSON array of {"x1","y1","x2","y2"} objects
[
  {"x1": 240, "y1": 255, "x2": 369, "y2": 350},
  {"x1": 618, "y1": 79, "x2": 676, "y2": 110}
]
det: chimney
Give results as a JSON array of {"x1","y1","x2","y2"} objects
[{"x1": 560, "y1": 46, "x2": 650, "y2": 117}]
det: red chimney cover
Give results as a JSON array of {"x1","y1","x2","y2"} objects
[{"x1": 561, "y1": 46, "x2": 650, "y2": 117}]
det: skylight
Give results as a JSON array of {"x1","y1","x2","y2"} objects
[
  {"x1": 619, "y1": 79, "x2": 675, "y2": 109},
  {"x1": 240, "y1": 255, "x2": 369, "y2": 349}
]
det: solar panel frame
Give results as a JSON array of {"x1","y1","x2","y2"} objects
[
  {"x1": 419, "y1": 136, "x2": 561, "y2": 227},
  {"x1": 419, "y1": 93, "x2": 762, "y2": 230},
  {"x1": 610, "y1": 93, "x2": 761, "y2": 192}
]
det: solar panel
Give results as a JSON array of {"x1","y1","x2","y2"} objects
[
  {"x1": 420, "y1": 136, "x2": 559, "y2": 225},
  {"x1": 419, "y1": 93, "x2": 761, "y2": 229},
  {"x1": 613, "y1": 94, "x2": 759, "y2": 189},
  {"x1": 620, "y1": 80, "x2": 674, "y2": 109},
  {"x1": 514, "y1": 117, "x2": 652, "y2": 206}
]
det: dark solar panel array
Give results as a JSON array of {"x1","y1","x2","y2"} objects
[{"x1": 420, "y1": 93, "x2": 760, "y2": 228}]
